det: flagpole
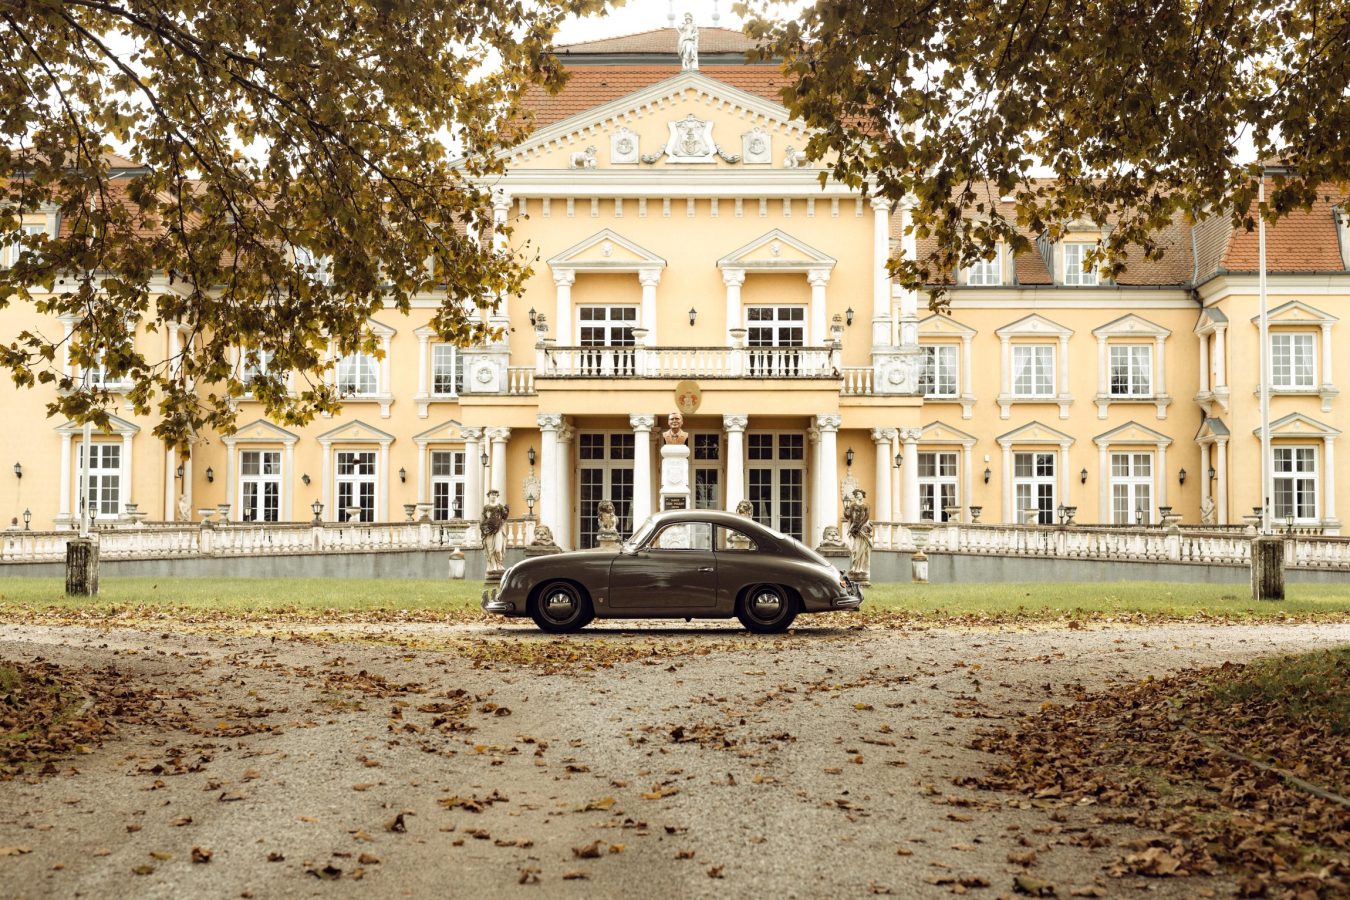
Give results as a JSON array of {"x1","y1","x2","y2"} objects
[{"x1": 1257, "y1": 169, "x2": 1272, "y2": 534}]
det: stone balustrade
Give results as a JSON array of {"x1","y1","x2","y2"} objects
[
  {"x1": 839, "y1": 367, "x2": 874, "y2": 395},
  {"x1": 0, "y1": 518, "x2": 546, "y2": 564},
  {"x1": 537, "y1": 345, "x2": 839, "y2": 380}
]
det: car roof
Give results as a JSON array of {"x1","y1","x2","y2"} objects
[{"x1": 645, "y1": 510, "x2": 781, "y2": 537}]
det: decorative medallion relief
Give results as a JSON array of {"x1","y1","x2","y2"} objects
[
  {"x1": 610, "y1": 127, "x2": 638, "y2": 165},
  {"x1": 642, "y1": 114, "x2": 742, "y2": 164},
  {"x1": 741, "y1": 126, "x2": 771, "y2": 164}
]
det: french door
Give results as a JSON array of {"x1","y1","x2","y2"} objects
[
  {"x1": 578, "y1": 306, "x2": 637, "y2": 376},
  {"x1": 918, "y1": 451, "x2": 958, "y2": 522},
  {"x1": 747, "y1": 433, "x2": 805, "y2": 541},
  {"x1": 239, "y1": 450, "x2": 282, "y2": 522},
  {"x1": 77, "y1": 443, "x2": 122, "y2": 519},
  {"x1": 578, "y1": 433, "x2": 635, "y2": 548},
  {"x1": 693, "y1": 433, "x2": 721, "y2": 510},
  {"x1": 430, "y1": 450, "x2": 466, "y2": 520},
  {"x1": 746, "y1": 306, "x2": 805, "y2": 377},
  {"x1": 335, "y1": 450, "x2": 376, "y2": 522},
  {"x1": 1110, "y1": 452, "x2": 1153, "y2": 525},
  {"x1": 1013, "y1": 451, "x2": 1056, "y2": 524}
]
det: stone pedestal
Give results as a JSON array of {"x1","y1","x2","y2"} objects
[
  {"x1": 660, "y1": 444, "x2": 692, "y2": 511},
  {"x1": 1251, "y1": 536, "x2": 1285, "y2": 601},
  {"x1": 65, "y1": 537, "x2": 99, "y2": 596},
  {"x1": 596, "y1": 530, "x2": 621, "y2": 553}
]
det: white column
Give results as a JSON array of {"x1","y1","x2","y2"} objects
[
  {"x1": 116, "y1": 432, "x2": 132, "y2": 516},
  {"x1": 723, "y1": 268, "x2": 745, "y2": 344},
  {"x1": 282, "y1": 441, "x2": 295, "y2": 521},
  {"x1": 1215, "y1": 438, "x2": 1229, "y2": 524},
  {"x1": 814, "y1": 415, "x2": 841, "y2": 543},
  {"x1": 723, "y1": 414, "x2": 747, "y2": 510},
  {"x1": 1198, "y1": 331, "x2": 1210, "y2": 393},
  {"x1": 1155, "y1": 336, "x2": 1167, "y2": 398},
  {"x1": 555, "y1": 422, "x2": 574, "y2": 549},
  {"x1": 961, "y1": 443, "x2": 973, "y2": 515},
  {"x1": 1098, "y1": 442, "x2": 1110, "y2": 523},
  {"x1": 901, "y1": 428, "x2": 920, "y2": 522},
  {"x1": 416, "y1": 331, "x2": 430, "y2": 411},
  {"x1": 808, "y1": 269, "x2": 830, "y2": 347},
  {"x1": 415, "y1": 441, "x2": 427, "y2": 503},
  {"x1": 223, "y1": 442, "x2": 235, "y2": 515},
  {"x1": 1001, "y1": 442, "x2": 1013, "y2": 522},
  {"x1": 490, "y1": 189, "x2": 512, "y2": 324},
  {"x1": 1213, "y1": 326, "x2": 1227, "y2": 389},
  {"x1": 487, "y1": 427, "x2": 510, "y2": 500},
  {"x1": 538, "y1": 414, "x2": 561, "y2": 538},
  {"x1": 630, "y1": 415, "x2": 654, "y2": 525},
  {"x1": 896, "y1": 198, "x2": 918, "y2": 346},
  {"x1": 639, "y1": 269, "x2": 661, "y2": 346},
  {"x1": 462, "y1": 427, "x2": 484, "y2": 523},
  {"x1": 961, "y1": 335, "x2": 974, "y2": 412},
  {"x1": 871, "y1": 428, "x2": 896, "y2": 521},
  {"x1": 1156, "y1": 442, "x2": 1168, "y2": 510},
  {"x1": 58, "y1": 432, "x2": 72, "y2": 522},
  {"x1": 871, "y1": 196, "x2": 893, "y2": 348},
  {"x1": 1057, "y1": 335, "x2": 1071, "y2": 397},
  {"x1": 553, "y1": 270, "x2": 575, "y2": 343},
  {"x1": 182, "y1": 454, "x2": 193, "y2": 518},
  {"x1": 1324, "y1": 437, "x2": 1336, "y2": 524},
  {"x1": 999, "y1": 337, "x2": 1011, "y2": 408},
  {"x1": 1058, "y1": 440, "x2": 1072, "y2": 512},
  {"x1": 1321, "y1": 323, "x2": 1334, "y2": 387},
  {"x1": 319, "y1": 441, "x2": 332, "y2": 519},
  {"x1": 1199, "y1": 442, "x2": 1212, "y2": 509},
  {"x1": 1096, "y1": 336, "x2": 1108, "y2": 399},
  {"x1": 378, "y1": 440, "x2": 391, "y2": 521},
  {"x1": 164, "y1": 446, "x2": 176, "y2": 521}
]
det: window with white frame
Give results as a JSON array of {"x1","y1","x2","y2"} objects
[
  {"x1": 918, "y1": 451, "x2": 958, "y2": 522},
  {"x1": 3, "y1": 222, "x2": 46, "y2": 267},
  {"x1": 1110, "y1": 452, "x2": 1153, "y2": 525},
  {"x1": 77, "y1": 443, "x2": 122, "y2": 518},
  {"x1": 1109, "y1": 345, "x2": 1152, "y2": 396},
  {"x1": 1012, "y1": 345, "x2": 1055, "y2": 397},
  {"x1": 335, "y1": 450, "x2": 377, "y2": 522},
  {"x1": 1271, "y1": 333, "x2": 1316, "y2": 389},
  {"x1": 239, "y1": 450, "x2": 282, "y2": 522},
  {"x1": 965, "y1": 248, "x2": 1001, "y2": 286},
  {"x1": 1013, "y1": 451, "x2": 1056, "y2": 524},
  {"x1": 1273, "y1": 446, "x2": 1318, "y2": 522},
  {"x1": 1062, "y1": 242, "x2": 1099, "y2": 286},
  {"x1": 431, "y1": 344, "x2": 464, "y2": 397},
  {"x1": 337, "y1": 352, "x2": 379, "y2": 396},
  {"x1": 919, "y1": 345, "x2": 958, "y2": 397},
  {"x1": 693, "y1": 433, "x2": 721, "y2": 510},
  {"x1": 430, "y1": 450, "x2": 465, "y2": 520},
  {"x1": 240, "y1": 349, "x2": 273, "y2": 389}
]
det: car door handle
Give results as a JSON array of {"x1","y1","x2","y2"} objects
[{"x1": 697, "y1": 566, "x2": 714, "y2": 572}]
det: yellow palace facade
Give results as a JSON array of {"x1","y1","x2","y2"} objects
[{"x1": 4, "y1": 27, "x2": 1350, "y2": 546}]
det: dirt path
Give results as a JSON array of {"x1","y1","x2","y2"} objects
[{"x1": 1, "y1": 620, "x2": 1346, "y2": 899}]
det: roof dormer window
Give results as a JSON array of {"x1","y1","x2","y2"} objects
[{"x1": 1062, "y1": 242, "x2": 1099, "y2": 286}]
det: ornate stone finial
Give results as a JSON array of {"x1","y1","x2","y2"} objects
[
  {"x1": 677, "y1": 13, "x2": 698, "y2": 70},
  {"x1": 711, "y1": 0, "x2": 721, "y2": 26},
  {"x1": 667, "y1": 0, "x2": 675, "y2": 27}
]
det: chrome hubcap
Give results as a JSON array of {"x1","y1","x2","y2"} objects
[
  {"x1": 545, "y1": 590, "x2": 575, "y2": 618},
  {"x1": 751, "y1": 591, "x2": 781, "y2": 617}
]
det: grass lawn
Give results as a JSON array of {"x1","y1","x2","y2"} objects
[{"x1": 2, "y1": 577, "x2": 1350, "y2": 622}]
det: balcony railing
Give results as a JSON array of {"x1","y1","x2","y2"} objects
[{"x1": 536, "y1": 345, "x2": 839, "y2": 380}]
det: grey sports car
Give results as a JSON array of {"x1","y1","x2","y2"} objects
[{"x1": 482, "y1": 510, "x2": 863, "y2": 633}]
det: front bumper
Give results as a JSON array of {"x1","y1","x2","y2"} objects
[
  {"x1": 830, "y1": 594, "x2": 863, "y2": 610},
  {"x1": 480, "y1": 587, "x2": 516, "y2": 615}
]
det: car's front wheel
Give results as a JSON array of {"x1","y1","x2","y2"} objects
[
  {"x1": 736, "y1": 584, "x2": 797, "y2": 634},
  {"x1": 529, "y1": 580, "x2": 594, "y2": 634}
]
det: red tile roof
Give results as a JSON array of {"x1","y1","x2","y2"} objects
[
  {"x1": 518, "y1": 64, "x2": 790, "y2": 129},
  {"x1": 554, "y1": 27, "x2": 761, "y2": 56},
  {"x1": 1219, "y1": 185, "x2": 1347, "y2": 274}
]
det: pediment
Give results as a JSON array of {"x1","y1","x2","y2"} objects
[
  {"x1": 54, "y1": 413, "x2": 140, "y2": 436},
  {"x1": 1195, "y1": 417, "x2": 1230, "y2": 442},
  {"x1": 1256, "y1": 412, "x2": 1340, "y2": 439},
  {"x1": 548, "y1": 229, "x2": 665, "y2": 272},
  {"x1": 995, "y1": 313, "x2": 1073, "y2": 338},
  {"x1": 1093, "y1": 313, "x2": 1170, "y2": 339},
  {"x1": 996, "y1": 420, "x2": 1074, "y2": 446},
  {"x1": 1252, "y1": 300, "x2": 1337, "y2": 326},
  {"x1": 1194, "y1": 305, "x2": 1229, "y2": 334},
  {"x1": 920, "y1": 421, "x2": 977, "y2": 445},
  {"x1": 718, "y1": 229, "x2": 835, "y2": 271},
  {"x1": 504, "y1": 71, "x2": 807, "y2": 169},
  {"x1": 918, "y1": 314, "x2": 977, "y2": 338},
  {"x1": 316, "y1": 419, "x2": 395, "y2": 445},
  {"x1": 414, "y1": 418, "x2": 467, "y2": 445},
  {"x1": 222, "y1": 419, "x2": 298, "y2": 446},
  {"x1": 1093, "y1": 421, "x2": 1172, "y2": 447}
]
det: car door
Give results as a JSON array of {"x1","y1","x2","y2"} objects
[{"x1": 608, "y1": 521, "x2": 717, "y2": 610}]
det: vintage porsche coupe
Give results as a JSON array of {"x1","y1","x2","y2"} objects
[{"x1": 483, "y1": 510, "x2": 862, "y2": 633}]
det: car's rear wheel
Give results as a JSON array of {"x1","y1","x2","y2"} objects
[
  {"x1": 736, "y1": 584, "x2": 797, "y2": 634},
  {"x1": 529, "y1": 580, "x2": 594, "y2": 634}
]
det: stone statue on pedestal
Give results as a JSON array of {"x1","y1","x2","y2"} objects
[
  {"x1": 597, "y1": 499, "x2": 621, "y2": 551},
  {"x1": 677, "y1": 13, "x2": 699, "y2": 71},
  {"x1": 844, "y1": 488, "x2": 873, "y2": 583},
  {"x1": 1200, "y1": 496, "x2": 1216, "y2": 526},
  {"x1": 662, "y1": 411, "x2": 689, "y2": 446},
  {"x1": 480, "y1": 489, "x2": 509, "y2": 574},
  {"x1": 525, "y1": 523, "x2": 561, "y2": 556}
]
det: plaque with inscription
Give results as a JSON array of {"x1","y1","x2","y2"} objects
[{"x1": 662, "y1": 496, "x2": 688, "y2": 511}]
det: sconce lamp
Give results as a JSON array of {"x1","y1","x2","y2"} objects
[
  {"x1": 1178, "y1": 468, "x2": 1187, "y2": 485},
  {"x1": 1135, "y1": 508, "x2": 1145, "y2": 526},
  {"x1": 528, "y1": 307, "x2": 538, "y2": 327},
  {"x1": 983, "y1": 467, "x2": 992, "y2": 484},
  {"x1": 22, "y1": 508, "x2": 32, "y2": 530},
  {"x1": 527, "y1": 447, "x2": 537, "y2": 467},
  {"x1": 845, "y1": 307, "x2": 855, "y2": 326},
  {"x1": 175, "y1": 464, "x2": 185, "y2": 479},
  {"x1": 1208, "y1": 466, "x2": 1216, "y2": 480},
  {"x1": 206, "y1": 467, "x2": 215, "y2": 483},
  {"x1": 480, "y1": 449, "x2": 489, "y2": 468},
  {"x1": 1079, "y1": 467, "x2": 1089, "y2": 485},
  {"x1": 893, "y1": 452, "x2": 902, "y2": 468},
  {"x1": 311, "y1": 499, "x2": 324, "y2": 524},
  {"x1": 12, "y1": 462, "x2": 21, "y2": 479},
  {"x1": 398, "y1": 467, "x2": 407, "y2": 484},
  {"x1": 688, "y1": 307, "x2": 697, "y2": 326},
  {"x1": 302, "y1": 473, "x2": 311, "y2": 486},
  {"x1": 845, "y1": 447, "x2": 855, "y2": 468}
]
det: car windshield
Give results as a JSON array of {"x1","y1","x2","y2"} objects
[{"x1": 624, "y1": 516, "x2": 659, "y2": 552}]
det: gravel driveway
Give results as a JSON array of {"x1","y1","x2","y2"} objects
[{"x1": 1, "y1": 619, "x2": 1346, "y2": 898}]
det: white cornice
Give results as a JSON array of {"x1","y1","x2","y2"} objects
[{"x1": 492, "y1": 169, "x2": 858, "y2": 197}]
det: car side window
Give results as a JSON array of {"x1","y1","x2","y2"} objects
[
  {"x1": 650, "y1": 522, "x2": 713, "y2": 551},
  {"x1": 716, "y1": 526, "x2": 757, "y2": 552}
]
